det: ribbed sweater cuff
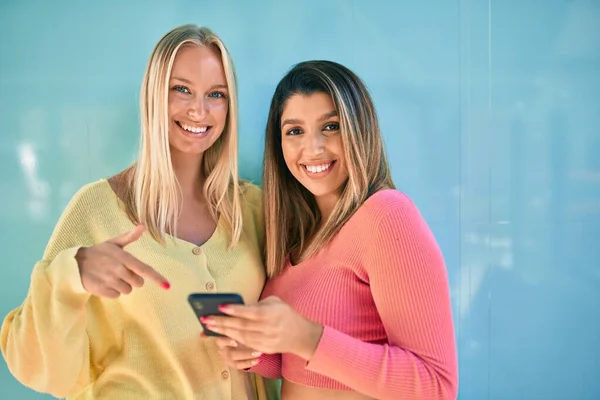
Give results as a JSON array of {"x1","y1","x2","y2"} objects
[{"x1": 305, "y1": 326, "x2": 348, "y2": 374}]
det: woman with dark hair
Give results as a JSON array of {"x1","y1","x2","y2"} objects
[{"x1": 207, "y1": 60, "x2": 458, "y2": 400}]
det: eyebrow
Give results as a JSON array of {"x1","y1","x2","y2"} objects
[
  {"x1": 170, "y1": 76, "x2": 228, "y2": 90},
  {"x1": 281, "y1": 110, "x2": 338, "y2": 127}
]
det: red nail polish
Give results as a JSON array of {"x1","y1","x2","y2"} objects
[
  {"x1": 200, "y1": 317, "x2": 209, "y2": 323},
  {"x1": 161, "y1": 282, "x2": 171, "y2": 290},
  {"x1": 218, "y1": 305, "x2": 231, "y2": 312}
]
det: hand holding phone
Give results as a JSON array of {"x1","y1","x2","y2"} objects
[{"x1": 188, "y1": 293, "x2": 244, "y2": 337}]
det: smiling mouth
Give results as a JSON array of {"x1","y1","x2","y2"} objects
[
  {"x1": 176, "y1": 121, "x2": 212, "y2": 135},
  {"x1": 302, "y1": 160, "x2": 336, "y2": 174}
]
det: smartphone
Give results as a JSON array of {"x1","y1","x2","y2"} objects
[{"x1": 187, "y1": 293, "x2": 245, "y2": 337}]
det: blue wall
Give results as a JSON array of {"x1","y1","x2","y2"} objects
[{"x1": 1, "y1": 1, "x2": 598, "y2": 398}]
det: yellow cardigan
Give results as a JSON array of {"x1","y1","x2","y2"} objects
[{"x1": 0, "y1": 179, "x2": 279, "y2": 399}]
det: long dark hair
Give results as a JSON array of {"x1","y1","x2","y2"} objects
[{"x1": 262, "y1": 60, "x2": 394, "y2": 276}]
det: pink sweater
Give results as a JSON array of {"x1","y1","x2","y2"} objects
[{"x1": 250, "y1": 190, "x2": 458, "y2": 399}]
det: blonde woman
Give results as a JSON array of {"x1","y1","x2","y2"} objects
[
  {"x1": 1, "y1": 25, "x2": 277, "y2": 400},
  {"x1": 207, "y1": 60, "x2": 459, "y2": 400}
]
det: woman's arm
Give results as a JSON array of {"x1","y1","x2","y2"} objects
[
  {"x1": 1, "y1": 188, "x2": 96, "y2": 397},
  {"x1": 246, "y1": 353, "x2": 282, "y2": 379},
  {"x1": 304, "y1": 194, "x2": 458, "y2": 399}
]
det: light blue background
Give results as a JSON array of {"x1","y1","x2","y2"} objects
[{"x1": 1, "y1": 0, "x2": 599, "y2": 399}]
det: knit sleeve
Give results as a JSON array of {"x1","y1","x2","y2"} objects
[
  {"x1": 246, "y1": 353, "x2": 282, "y2": 379},
  {"x1": 305, "y1": 193, "x2": 458, "y2": 400},
  {"x1": 0, "y1": 185, "x2": 98, "y2": 398}
]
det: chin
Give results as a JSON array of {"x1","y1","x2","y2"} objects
[
  {"x1": 170, "y1": 144, "x2": 213, "y2": 156},
  {"x1": 169, "y1": 134, "x2": 222, "y2": 155},
  {"x1": 301, "y1": 185, "x2": 333, "y2": 198},
  {"x1": 301, "y1": 179, "x2": 347, "y2": 200}
]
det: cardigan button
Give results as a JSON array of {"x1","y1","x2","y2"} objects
[
  {"x1": 192, "y1": 247, "x2": 202, "y2": 255},
  {"x1": 206, "y1": 281, "x2": 215, "y2": 291},
  {"x1": 221, "y1": 370, "x2": 230, "y2": 380}
]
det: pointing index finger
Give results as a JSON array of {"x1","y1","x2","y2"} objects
[{"x1": 117, "y1": 250, "x2": 170, "y2": 289}]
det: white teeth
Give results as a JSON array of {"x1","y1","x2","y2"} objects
[
  {"x1": 304, "y1": 163, "x2": 332, "y2": 173},
  {"x1": 181, "y1": 123, "x2": 208, "y2": 134}
]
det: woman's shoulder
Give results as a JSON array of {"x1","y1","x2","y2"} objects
[
  {"x1": 55, "y1": 175, "x2": 128, "y2": 233},
  {"x1": 343, "y1": 189, "x2": 429, "y2": 242},
  {"x1": 360, "y1": 189, "x2": 416, "y2": 219},
  {"x1": 67, "y1": 178, "x2": 119, "y2": 209}
]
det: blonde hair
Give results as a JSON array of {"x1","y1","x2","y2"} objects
[
  {"x1": 263, "y1": 60, "x2": 395, "y2": 276},
  {"x1": 123, "y1": 24, "x2": 242, "y2": 246}
]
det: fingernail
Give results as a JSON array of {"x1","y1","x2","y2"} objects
[
  {"x1": 253, "y1": 358, "x2": 261, "y2": 365},
  {"x1": 161, "y1": 282, "x2": 171, "y2": 290},
  {"x1": 200, "y1": 317, "x2": 209, "y2": 323},
  {"x1": 218, "y1": 305, "x2": 231, "y2": 312},
  {"x1": 251, "y1": 351, "x2": 262, "y2": 357}
]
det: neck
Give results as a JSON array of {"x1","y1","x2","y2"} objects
[{"x1": 170, "y1": 149, "x2": 205, "y2": 200}]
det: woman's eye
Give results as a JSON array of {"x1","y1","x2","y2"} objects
[
  {"x1": 208, "y1": 91, "x2": 227, "y2": 99},
  {"x1": 323, "y1": 122, "x2": 340, "y2": 131},
  {"x1": 286, "y1": 128, "x2": 302, "y2": 136},
  {"x1": 172, "y1": 85, "x2": 191, "y2": 94}
]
